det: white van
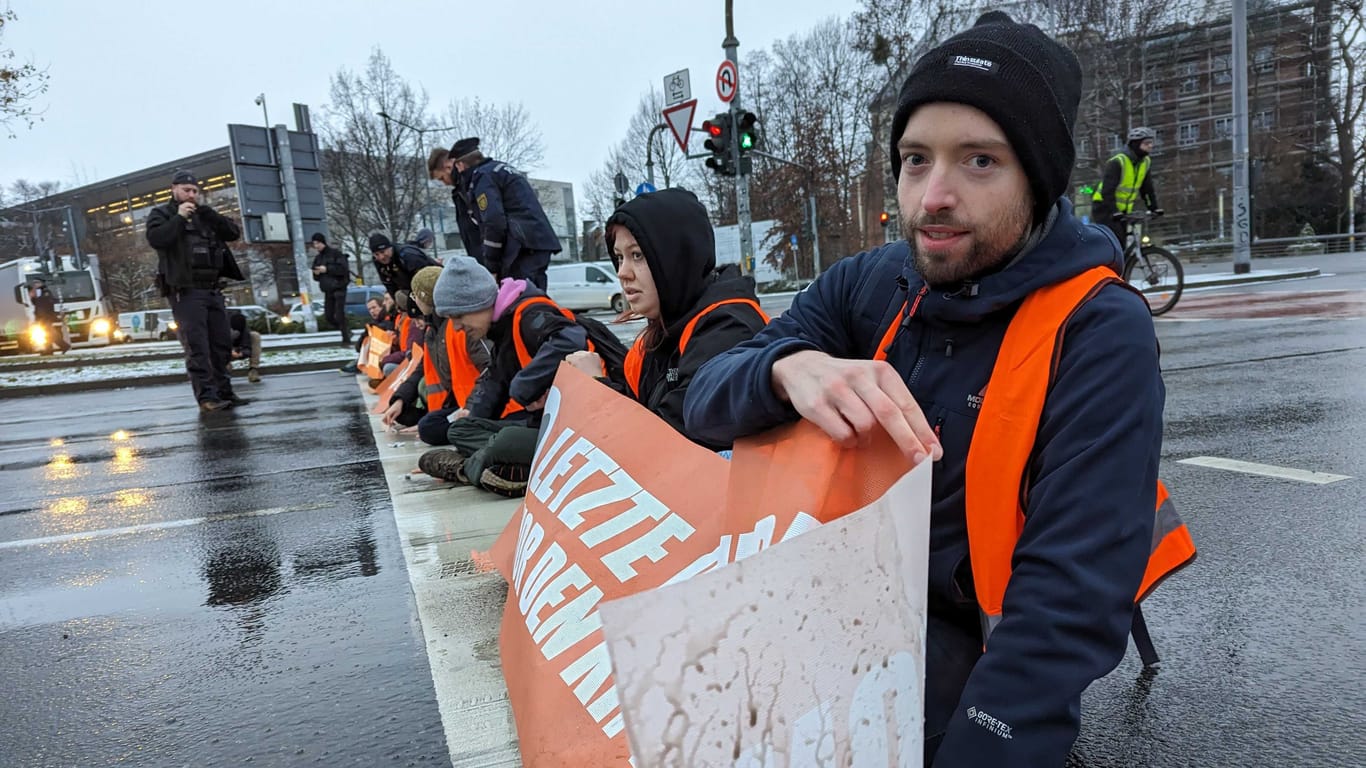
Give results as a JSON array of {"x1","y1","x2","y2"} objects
[
  {"x1": 115, "y1": 310, "x2": 177, "y2": 342},
  {"x1": 546, "y1": 261, "x2": 624, "y2": 313}
]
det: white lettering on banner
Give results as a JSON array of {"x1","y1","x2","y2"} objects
[
  {"x1": 559, "y1": 641, "x2": 624, "y2": 736},
  {"x1": 512, "y1": 510, "x2": 544, "y2": 593},
  {"x1": 600, "y1": 512, "x2": 695, "y2": 582},
  {"x1": 663, "y1": 511, "x2": 820, "y2": 586}
]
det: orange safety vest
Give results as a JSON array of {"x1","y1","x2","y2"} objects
[
  {"x1": 422, "y1": 321, "x2": 482, "y2": 413},
  {"x1": 623, "y1": 298, "x2": 770, "y2": 398},
  {"x1": 875, "y1": 266, "x2": 1196, "y2": 639},
  {"x1": 509, "y1": 296, "x2": 609, "y2": 389},
  {"x1": 396, "y1": 314, "x2": 413, "y2": 351}
]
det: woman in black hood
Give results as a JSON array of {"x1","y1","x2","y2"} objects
[{"x1": 567, "y1": 188, "x2": 768, "y2": 449}]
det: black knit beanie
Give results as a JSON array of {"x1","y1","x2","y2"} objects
[{"x1": 888, "y1": 11, "x2": 1082, "y2": 225}]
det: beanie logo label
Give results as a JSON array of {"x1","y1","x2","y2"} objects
[{"x1": 951, "y1": 55, "x2": 996, "y2": 72}]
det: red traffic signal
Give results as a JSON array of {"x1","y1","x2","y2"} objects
[
  {"x1": 879, "y1": 211, "x2": 891, "y2": 227},
  {"x1": 704, "y1": 120, "x2": 723, "y2": 138}
]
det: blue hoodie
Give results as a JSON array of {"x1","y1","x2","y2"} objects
[{"x1": 683, "y1": 201, "x2": 1164, "y2": 766}]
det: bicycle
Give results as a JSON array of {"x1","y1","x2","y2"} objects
[{"x1": 1117, "y1": 211, "x2": 1184, "y2": 316}]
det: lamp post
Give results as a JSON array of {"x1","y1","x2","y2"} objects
[
  {"x1": 255, "y1": 94, "x2": 273, "y2": 164},
  {"x1": 376, "y1": 111, "x2": 457, "y2": 255}
]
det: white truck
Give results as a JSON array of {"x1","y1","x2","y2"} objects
[{"x1": 0, "y1": 254, "x2": 114, "y2": 355}]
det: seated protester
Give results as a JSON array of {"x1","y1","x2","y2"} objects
[
  {"x1": 228, "y1": 311, "x2": 262, "y2": 384},
  {"x1": 417, "y1": 256, "x2": 592, "y2": 496},
  {"x1": 380, "y1": 267, "x2": 491, "y2": 442},
  {"x1": 379, "y1": 315, "x2": 428, "y2": 429},
  {"x1": 343, "y1": 297, "x2": 399, "y2": 374},
  {"x1": 564, "y1": 188, "x2": 768, "y2": 449}
]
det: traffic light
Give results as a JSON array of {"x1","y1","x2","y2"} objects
[
  {"x1": 736, "y1": 110, "x2": 761, "y2": 153},
  {"x1": 702, "y1": 112, "x2": 735, "y2": 177},
  {"x1": 879, "y1": 211, "x2": 891, "y2": 227}
]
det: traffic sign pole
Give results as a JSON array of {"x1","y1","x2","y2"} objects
[
  {"x1": 275, "y1": 125, "x2": 318, "y2": 332},
  {"x1": 720, "y1": 3, "x2": 753, "y2": 277}
]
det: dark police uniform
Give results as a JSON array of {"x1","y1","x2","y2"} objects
[
  {"x1": 145, "y1": 196, "x2": 244, "y2": 408},
  {"x1": 467, "y1": 159, "x2": 561, "y2": 289}
]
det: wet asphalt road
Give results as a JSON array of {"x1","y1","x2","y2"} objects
[
  {"x1": 1, "y1": 255, "x2": 1363, "y2": 767},
  {"x1": 0, "y1": 372, "x2": 448, "y2": 767}
]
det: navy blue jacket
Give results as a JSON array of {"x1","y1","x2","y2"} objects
[
  {"x1": 684, "y1": 201, "x2": 1164, "y2": 766},
  {"x1": 467, "y1": 159, "x2": 561, "y2": 281}
]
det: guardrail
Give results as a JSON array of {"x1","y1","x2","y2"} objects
[{"x1": 1162, "y1": 233, "x2": 1362, "y2": 263}]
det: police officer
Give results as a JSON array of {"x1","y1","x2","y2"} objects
[
  {"x1": 145, "y1": 170, "x2": 248, "y2": 412},
  {"x1": 438, "y1": 137, "x2": 561, "y2": 289},
  {"x1": 368, "y1": 232, "x2": 437, "y2": 316},
  {"x1": 428, "y1": 147, "x2": 485, "y2": 270},
  {"x1": 310, "y1": 232, "x2": 352, "y2": 346}
]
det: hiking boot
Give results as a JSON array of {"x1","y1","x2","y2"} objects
[
  {"x1": 418, "y1": 448, "x2": 468, "y2": 483},
  {"x1": 227, "y1": 394, "x2": 251, "y2": 406},
  {"x1": 199, "y1": 399, "x2": 232, "y2": 413},
  {"x1": 479, "y1": 464, "x2": 529, "y2": 498},
  {"x1": 340, "y1": 362, "x2": 360, "y2": 374},
  {"x1": 247, "y1": 368, "x2": 261, "y2": 384}
]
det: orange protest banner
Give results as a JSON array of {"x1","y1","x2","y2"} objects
[
  {"x1": 358, "y1": 326, "x2": 395, "y2": 379},
  {"x1": 489, "y1": 365, "x2": 915, "y2": 766},
  {"x1": 370, "y1": 344, "x2": 423, "y2": 414}
]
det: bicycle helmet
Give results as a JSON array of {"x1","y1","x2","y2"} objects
[{"x1": 1128, "y1": 126, "x2": 1156, "y2": 142}]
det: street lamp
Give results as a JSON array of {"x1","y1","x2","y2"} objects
[{"x1": 376, "y1": 111, "x2": 458, "y2": 255}]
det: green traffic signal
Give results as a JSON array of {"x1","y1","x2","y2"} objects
[{"x1": 740, "y1": 133, "x2": 754, "y2": 150}]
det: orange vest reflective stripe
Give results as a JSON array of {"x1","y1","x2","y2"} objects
[
  {"x1": 422, "y1": 322, "x2": 482, "y2": 412},
  {"x1": 510, "y1": 296, "x2": 606, "y2": 387},
  {"x1": 624, "y1": 298, "x2": 770, "y2": 398},
  {"x1": 875, "y1": 267, "x2": 1195, "y2": 638}
]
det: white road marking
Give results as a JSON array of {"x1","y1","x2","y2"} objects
[
  {"x1": 0, "y1": 503, "x2": 329, "y2": 551},
  {"x1": 1177, "y1": 456, "x2": 1351, "y2": 485}
]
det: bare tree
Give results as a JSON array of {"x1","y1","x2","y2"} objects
[
  {"x1": 583, "y1": 89, "x2": 704, "y2": 225},
  {"x1": 438, "y1": 98, "x2": 546, "y2": 171},
  {"x1": 1320, "y1": 0, "x2": 1366, "y2": 230},
  {"x1": 319, "y1": 49, "x2": 429, "y2": 249},
  {"x1": 743, "y1": 17, "x2": 881, "y2": 276},
  {"x1": 0, "y1": 178, "x2": 66, "y2": 261},
  {"x1": 0, "y1": 6, "x2": 48, "y2": 137}
]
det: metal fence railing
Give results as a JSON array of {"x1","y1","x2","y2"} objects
[{"x1": 1160, "y1": 233, "x2": 1363, "y2": 263}]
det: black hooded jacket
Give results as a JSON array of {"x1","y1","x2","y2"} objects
[{"x1": 606, "y1": 188, "x2": 768, "y2": 449}]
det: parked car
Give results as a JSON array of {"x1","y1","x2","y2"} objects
[
  {"x1": 227, "y1": 304, "x2": 284, "y2": 332},
  {"x1": 283, "y1": 300, "x2": 325, "y2": 324},
  {"x1": 345, "y1": 285, "x2": 387, "y2": 319},
  {"x1": 115, "y1": 310, "x2": 177, "y2": 342},
  {"x1": 546, "y1": 261, "x2": 625, "y2": 313}
]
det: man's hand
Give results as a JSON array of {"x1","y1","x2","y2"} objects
[
  {"x1": 177, "y1": 201, "x2": 196, "y2": 220},
  {"x1": 566, "y1": 350, "x2": 604, "y2": 377},
  {"x1": 312, "y1": 266, "x2": 325, "y2": 275},
  {"x1": 771, "y1": 350, "x2": 942, "y2": 463},
  {"x1": 381, "y1": 400, "x2": 403, "y2": 426},
  {"x1": 446, "y1": 408, "x2": 471, "y2": 423},
  {"x1": 230, "y1": 350, "x2": 243, "y2": 360},
  {"x1": 525, "y1": 392, "x2": 549, "y2": 411}
]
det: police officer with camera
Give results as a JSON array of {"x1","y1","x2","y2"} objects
[{"x1": 145, "y1": 170, "x2": 248, "y2": 413}]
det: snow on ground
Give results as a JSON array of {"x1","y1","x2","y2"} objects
[{"x1": 0, "y1": 346, "x2": 355, "y2": 390}]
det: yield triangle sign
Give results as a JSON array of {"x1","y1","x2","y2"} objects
[{"x1": 662, "y1": 99, "x2": 697, "y2": 153}]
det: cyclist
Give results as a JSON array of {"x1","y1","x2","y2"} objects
[{"x1": 1092, "y1": 127, "x2": 1163, "y2": 249}]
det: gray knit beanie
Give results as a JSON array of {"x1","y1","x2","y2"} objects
[{"x1": 434, "y1": 256, "x2": 498, "y2": 316}]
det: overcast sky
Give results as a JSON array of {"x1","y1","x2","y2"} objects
[{"x1": 1, "y1": 0, "x2": 860, "y2": 205}]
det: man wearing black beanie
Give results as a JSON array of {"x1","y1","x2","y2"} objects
[{"x1": 685, "y1": 11, "x2": 1178, "y2": 767}]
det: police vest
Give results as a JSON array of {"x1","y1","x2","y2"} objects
[
  {"x1": 623, "y1": 298, "x2": 769, "y2": 399},
  {"x1": 1093, "y1": 153, "x2": 1150, "y2": 214},
  {"x1": 874, "y1": 266, "x2": 1196, "y2": 640}
]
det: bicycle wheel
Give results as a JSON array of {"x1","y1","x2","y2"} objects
[{"x1": 1123, "y1": 246, "x2": 1184, "y2": 316}]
